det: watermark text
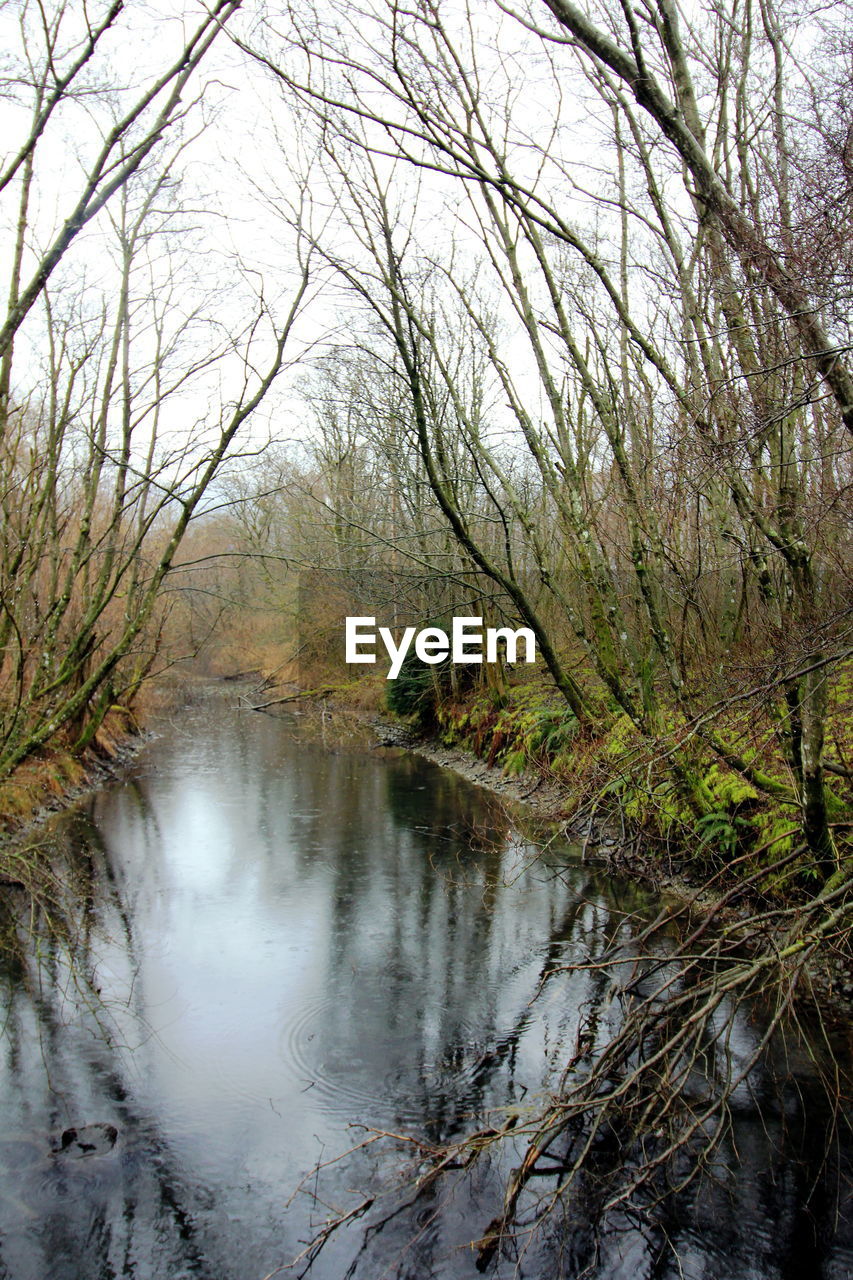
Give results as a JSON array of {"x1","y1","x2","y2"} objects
[{"x1": 345, "y1": 616, "x2": 536, "y2": 678}]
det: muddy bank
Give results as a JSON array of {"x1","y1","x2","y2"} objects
[
  {"x1": 370, "y1": 721, "x2": 694, "y2": 885},
  {"x1": 0, "y1": 675, "x2": 211, "y2": 848},
  {"x1": 372, "y1": 719, "x2": 571, "y2": 814},
  {"x1": 0, "y1": 728, "x2": 145, "y2": 849}
]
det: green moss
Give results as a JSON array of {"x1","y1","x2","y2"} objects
[
  {"x1": 502, "y1": 748, "x2": 527, "y2": 776},
  {"x1": 752, "y1": 811, "x2": 796, "y2": 858},
  {"x1": 601, "y1": 712, "x2": 639, "y2": 759},
  {"x1": 550, "y1": 749, "x2": 575, "y2": 776},
  {"x1": 703, "y1": 764, "x2": 759, "y2": 809},
  {"x1": 824, "y1": 783, "x2": 849, "y2": 821},
  {"x1": 426, "y1": 663, "x2": 851, "y2": 895},
  {"x1": 654, "y1": 784, "x2": 694, "y2": 833},
  {"x1": 437, "y1": 682, "x2": 578, "y2": 774}
]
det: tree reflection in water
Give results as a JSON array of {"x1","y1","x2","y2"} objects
[{"x1": 0, "y1": 695, "x2": 849, "y2": 1279}]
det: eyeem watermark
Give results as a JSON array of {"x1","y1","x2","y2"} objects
[{"x1": 345, "y1": 616, "x2": 536, "y2": 679}]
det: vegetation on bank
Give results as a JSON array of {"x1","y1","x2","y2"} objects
[
  {"x1": 0, "y1": 676, "x2": 188, "y2": 843},
  {"x1": 380, "y1": 649, "x2": 853, "y2": 904},
  {"x1": 0, "y1": 708, "x2": 137, "y2": 839}
]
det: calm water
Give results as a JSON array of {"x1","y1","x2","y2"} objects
[{"x1": 0, "y1": 691, "x2": 850, "y2": 1279}]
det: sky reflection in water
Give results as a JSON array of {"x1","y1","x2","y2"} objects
[{"x1": 0, "y1": 692, "x2": 850, "y2": 1279}]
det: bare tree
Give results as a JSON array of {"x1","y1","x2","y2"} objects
[
  {"x1": 0, "y1": 3, "x2": 318, "y2": 773},
  {"x1": 0, "y1": 0, "x2": 243, "y2": 377}
]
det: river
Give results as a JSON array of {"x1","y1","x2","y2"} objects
[{"x1": 0, "y1": 689, "x2": 850, "y2": 1279}]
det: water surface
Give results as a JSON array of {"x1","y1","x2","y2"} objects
[{"x1": 0, "y1": 691, "x2": 850, "y2": 1279}]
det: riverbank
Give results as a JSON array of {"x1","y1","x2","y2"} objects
[
  {"x1": 0, "y1": 712, "x2": 141, "y2": 841},
  {"x1": 371, "y1": 712, "x2": 850, "y2": 984},
  {"x1": 259, "y1": 665, "x2": 852, "y2": 891},
  {"x1": 0, "y1": 675, "x2": 210, "y2": 852},
  {"x1": 298, "y1": 671, "x2": 853, "y2": 1014}
]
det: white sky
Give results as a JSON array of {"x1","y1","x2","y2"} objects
[{"x1": 1, "y1": 0, "x2": 834, "y2": 507}]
